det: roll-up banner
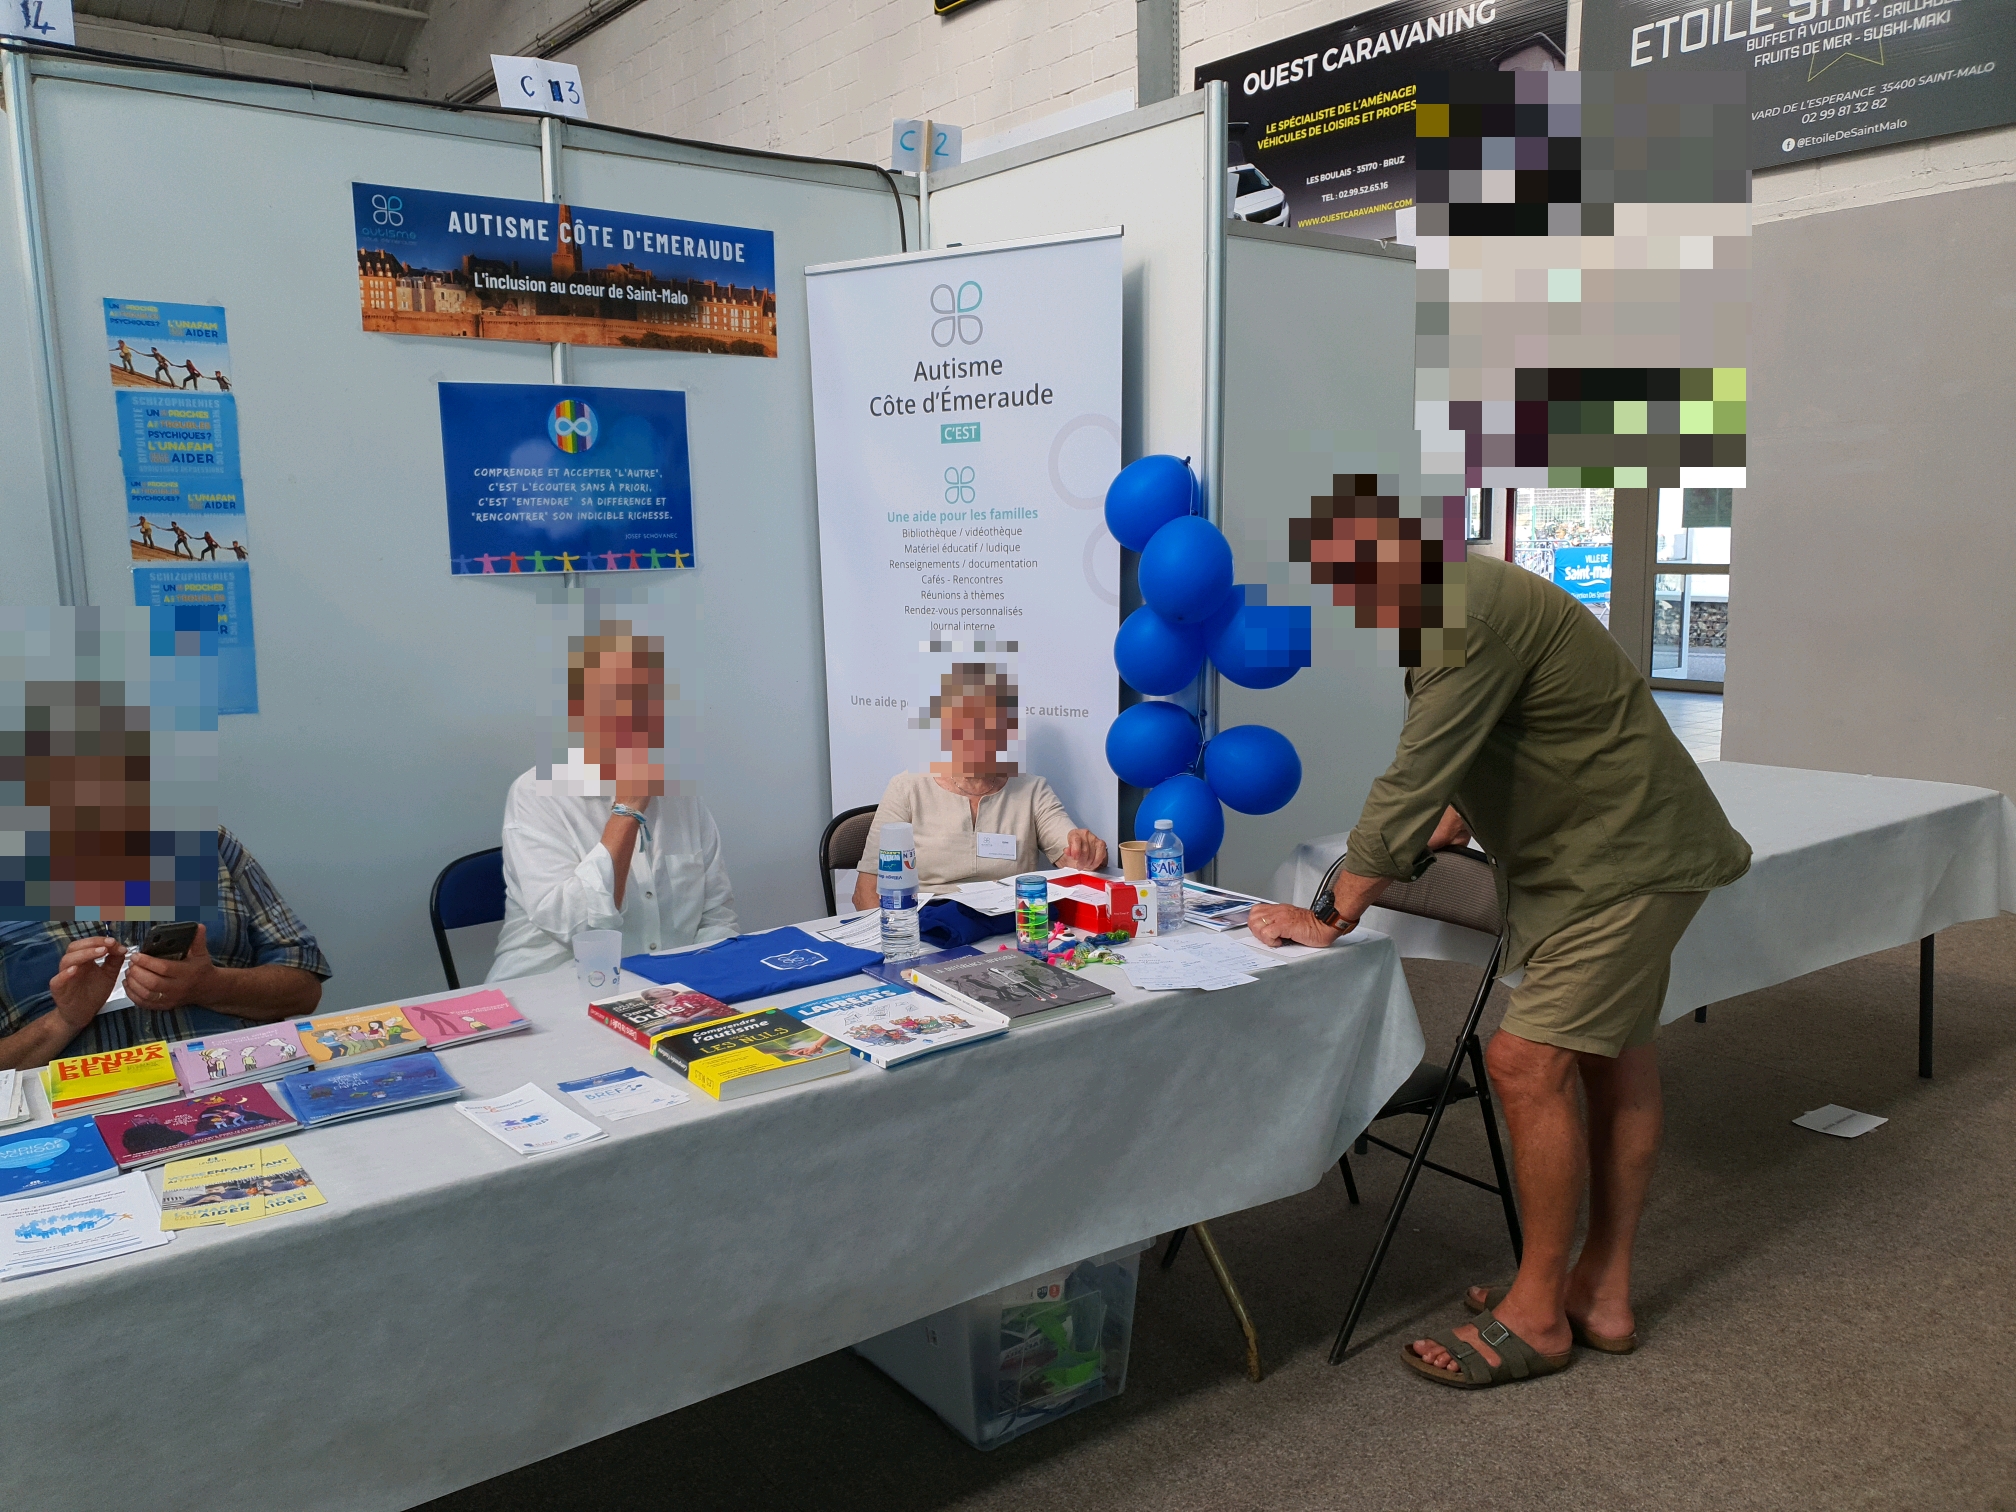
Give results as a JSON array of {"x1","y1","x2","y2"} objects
[{"x1": 806, "y1": 230, "x2": 1123, "y2": 844}]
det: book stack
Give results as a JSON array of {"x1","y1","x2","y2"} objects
[
  {"x1": 293, "y1": 1007, "x2": 427, "y2": 1067},
  {"x1": 42, "y1": 1041, "x2": 182, "y2": 1117},
  {"x1": 590, "y1": 982, "x2": 737, "y2": 1049},
  {"x1": 0, "y1": 1116, "x2": 120, "y2": 1199},
  {"x1": 653, "y1": 1010, "x2": 854, "y2": 1100},
  {"x1": 901, "y1": 952, "x2": 1113, "y2": 1028},
  {"x1": 786, "y1": 983, "x2": 1008, "y2": 1069},
  {"x1": 0, "y1": 1069, "x2": 29, "y2": 1129},
  {"x1": 398, "y1": 988, "x2": 531, "y2": 1051},
  {"x1": 95, "y1": 1085, "x2": 300, "y2": 1171},
  {"x1": 169, "y1": 1023, "x2": 313, "y2": 1094},
  {"x1": 275, "y1": 1050, "x2": 466, "y2": 1128}
]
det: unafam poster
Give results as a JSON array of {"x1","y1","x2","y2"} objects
[{"x1": 103, "y1": 298, "x2": 258, "y2": 714}]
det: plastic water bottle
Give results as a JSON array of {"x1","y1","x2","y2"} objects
[
  {"x1": 1146, "y1": 818, "x2": 1186, "y2": 934},
  {"x1": 877, "y1": 821, "x2": 923, "y2": 960}
]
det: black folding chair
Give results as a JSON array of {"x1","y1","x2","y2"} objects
[
  {"x1": 428, "y1": 847, "x2": 505, "y2": 990},
  {"x1": 817, "y1": 805, "x2": 878, "y2": 916},
  {"x1": 1329, "y1": 844, "x2": 1523, "y2": 1364}
]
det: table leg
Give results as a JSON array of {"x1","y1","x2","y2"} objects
[
  {"x1": 1919, "y1": 934, "x2": 1934, "y2": 1080},
  {"x1": 1694, "y1": 1006, "x2": 1707, "y2": 1023},
  {"x1": 1191, "y1": 1220, "x2": 1262, "y2": 1383}
]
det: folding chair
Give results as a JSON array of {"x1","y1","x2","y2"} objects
[
  {"x1": 1328, "y1": 844, "x2": 1522, "y2": 1363},
  {"x1": 429, "y1": 846, "x2": 506, "y2": 990},
  {"x1": 817, "y1": 805, "x2": 878, "y2": 916}
]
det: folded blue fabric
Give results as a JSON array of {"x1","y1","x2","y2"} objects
[
  {"x1": 622, "y1": 926, "x2": 882, "y2": 1004},
  {"x1": 918, "y1": 899, "x2": 1017, "y2": 950}
]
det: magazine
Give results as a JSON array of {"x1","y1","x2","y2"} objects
[{"x1": 785, "y1": 983, "x2": 1007, "y2": 1069}]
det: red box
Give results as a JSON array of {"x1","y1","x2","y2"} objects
[{"x1": 1046, "y1": 873, "x2": 1141, "y2": 938}]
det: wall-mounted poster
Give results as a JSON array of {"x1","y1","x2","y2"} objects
[
  {"x1": 1582, "y1": 0, "x2": 2015, "y2": 168},
  {"x1": 104, "y1": 297, "x2": 258, "y2": 714},
  {"x1": 437, "y1": 384, "x2": 694, "y2": 576},
  {"x1": 1193, "y1": 0, "x2": 1570, "y2": 242},
  {"x1": 353, "y1": 183, "x2": 777, "y2": 355}
]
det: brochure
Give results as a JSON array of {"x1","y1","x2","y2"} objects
[
  {"x1": 275, "y1": 1051, "x2": 465, "y2": 1128},
  {"x1": 293, "y1": 1007, "x2": 426, "y2": 1067},
  {"x1": 556, "y1": 1067, "x2": 687, "y2": 1122},
  {"x1": 0, "y1": 1170, "x2": 173, "y2": 1280},
  {"x1": 455, "y1": 1084, "x2": 608, "y2": 1156},
  {"x1": 159, "y1": 1142, "x2": 325, "y2": 1230},
  {"x1": 94, "y1": 1085, "x2": 299, "y2": 1170},
  {"x1": 784, "y1": 983, "x2": 1007, "y2": 1069},
  {"x1": 169, "y1": 1022, "x2": 312, "y2": 1093},
  {"x1": 398, "y1": 988, "x2": 531, "y2": 1050},
  {"x1": 0, "y1": 1117, "x2": 119, "y2": 1200}
]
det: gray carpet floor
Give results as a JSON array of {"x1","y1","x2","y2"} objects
[{"x1": 424, "y1": 916, "x2": 2016, "y2": 1512}]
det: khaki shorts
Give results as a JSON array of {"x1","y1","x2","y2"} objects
[{"x1": 1500, "y1": 890, "x2": 1709, "y2": 1058}]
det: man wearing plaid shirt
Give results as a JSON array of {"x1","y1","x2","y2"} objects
[{"x1": 0, "y1": 826, "x2": 331, "y2": 1067}]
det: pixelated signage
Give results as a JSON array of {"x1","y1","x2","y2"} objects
[
  {"x1": 1581, "y1": 0, "x2": 2014, "y2": 167},
  {"x1": 354, "y1": 183, "x2": 778, "y2": 355},
  {"x1": 1194, "y1": 0, "x2": 1570, "y2": 242},
  {"x1": 437, "y1": 384, "x2": 695, "y2": 576}
]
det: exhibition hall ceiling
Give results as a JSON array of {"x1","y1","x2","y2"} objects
[{"x1": 74, "y1": 0, "x2": 430, "y2": 68}]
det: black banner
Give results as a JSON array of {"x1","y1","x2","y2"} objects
[
  {"x1": 1194, "y1": 0, "x2": 1570, "y2": 242},
  {"x1": 1581, "y1": 0, "x2": 2013, "y2": 167}
]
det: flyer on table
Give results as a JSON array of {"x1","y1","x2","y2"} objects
[{"x1": 806, "y1": 231, "x2": 1123, "y2": 840}]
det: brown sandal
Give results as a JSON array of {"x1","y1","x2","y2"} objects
[
  {"x1": 1401, "y1": 1308, "x2": 1574, "y2": 1388},
  {"x1": 1464, "y1": 1285, "x2": 1638, "y2": 1354}
]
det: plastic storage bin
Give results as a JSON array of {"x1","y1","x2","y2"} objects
[{"x1": 855, "y1": 1239, "x2": 1150, "y2": 1449}]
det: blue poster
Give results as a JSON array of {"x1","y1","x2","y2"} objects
[
  {"x1": 354, "y1": 182, "x2": 777, "y2": 356},
  {"x1": 437, "y1": 384, "x2": 694, "y2": 576},
  {"x1": 1552, "y1": 546, "x2": 1612, "y2": 604},
  {"x1": 106, "y1": 297, "x2": 256, "y2": 714},
  {"x1": 133, "y1": 564, "x2": 258, "y2": 716}
]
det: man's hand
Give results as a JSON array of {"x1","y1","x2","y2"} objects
[
  {"x1": 610, "y1": 748, "x2": 665, "y2": 809},
  {"x1": 49, "y1": 937, "x2": 127, "y2": 1030},
  {"x1": 1247, "y1": 904, "x2": 1346, "y2": 949},
  {"x1": 1429, "y1": 806, "x2": 1472, "y2": 851},
  {"x1": 124, "y1": 923, "x2": 222, "y2": 1014},
  {"x1": 1061, "y1": 829, "x2": 1107, "y2": 871}
]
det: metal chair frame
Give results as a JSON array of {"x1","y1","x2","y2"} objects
[
  {"x1": 428, "y1": 846, "x2": 505, "y2": 991},
  {"x1": 817, "y1": 804, "x2": 878, "y2": 917}
]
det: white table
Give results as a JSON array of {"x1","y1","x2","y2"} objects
[
  {"x1": 1274, "y1": 762, "x2": 2016, "y2": 1075},
  {"x1": 0, "y1": 928, "x2": 1423, "y2": 1512}
]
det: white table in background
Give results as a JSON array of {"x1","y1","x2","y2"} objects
[
  {"x1": 1275, "y1": 762, "x2": 2016, "y2": 1076},
  {"x1": 0, "y1": 925, "x2": 1423, "y2": 1512}
]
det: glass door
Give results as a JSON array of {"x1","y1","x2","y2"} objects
[
  {"x1": 1511, "y1": 488, "x2": 1615, "y2": 627},
  {"x1": 1652, "y1": 488, "x2": 1731, "y2": 689}
]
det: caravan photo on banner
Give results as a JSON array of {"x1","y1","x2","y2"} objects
[{"x1": 806, "y1": 231, "x2": 1123, "y2": 842}]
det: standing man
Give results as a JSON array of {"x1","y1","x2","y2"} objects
[
  {"x1": 1250, "y1": 534, "x2": 1750, "y2": 1389},
  {"x1": 488, "y1": 620, "x2": 738, "y2": 979},
  {"x1": 169, "y1": 520, "x2": 194, "y2": 558}
]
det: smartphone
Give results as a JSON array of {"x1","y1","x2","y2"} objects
[{"x1": 138, "y1": 921, "x2": 199, "y2": 961}]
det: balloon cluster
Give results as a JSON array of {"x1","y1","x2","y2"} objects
[{"x1": 1103, "y1": 456, "x2": 1310, "y2": 868}]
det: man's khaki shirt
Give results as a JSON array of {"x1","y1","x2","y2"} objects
[{"x1": 1344, "y1": 553, "x2": 1751, "y2": 968}]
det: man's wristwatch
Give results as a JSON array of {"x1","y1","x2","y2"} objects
[{"x1": 1309, "y1": 890, "x2": 1344, "y2": 930}]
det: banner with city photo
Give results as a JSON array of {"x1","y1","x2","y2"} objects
[
  {"x1": 1581, "y1": 0, "x2": 2015, "y2": 169},
  {"x1": 805, "y1": 232, "x2": 1123, "y2": 841},
  {"x1": 352, "y1": 183, "x2": 778, "y2": 355},
  {"x1": 1194, "y1": 0, "x2": 1569, "y2": 243}
]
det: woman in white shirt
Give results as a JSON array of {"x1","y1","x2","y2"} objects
[
  {"x1": 851, "y1": 663, "x2": 1105, "y2": 911},
  {"x1": 489, "y1": 624, "x2": 737, "y2": 981}
]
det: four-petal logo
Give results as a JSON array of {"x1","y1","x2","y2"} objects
[{"x1": 930, "y1": 281, "x2": 983, "y2": 346}]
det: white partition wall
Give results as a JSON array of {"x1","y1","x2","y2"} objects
[
  {"x1": 1213, "y1": 223, "x2": 1419, "y2": 900},
  {"x1": 5, "y1": 55, "x2": 908, "y2": 1006}
]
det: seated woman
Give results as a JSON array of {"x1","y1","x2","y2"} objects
[
  {"x1": 851, "y1": 663, "x2": 1107, "y2": 911},
  {"x1": 491, "y1": 622, "x2": 737, "y2": 980}
]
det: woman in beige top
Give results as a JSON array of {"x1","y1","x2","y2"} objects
[{"x1": 851, "y1": 663, "x2": 1107, "y2": 909}]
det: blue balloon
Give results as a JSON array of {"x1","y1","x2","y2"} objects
[
  {"x1": 1114, "y1": 606, "x2": 1205, "y2": 696},
  {"x1": 1104, "y1": 455, "x2": 1197, "y2": 552},
  {"x1": 1204, "y1": 725, "x2": 1303, "y2": 815},
  {"x1": 1134, "y1": 773, "x2": 1226, "y2": 868},
  {"x1": 1139, "y1": 515, "x2": 1235, "y2": 624},
  {"x1": 1208, "y1": 601, "x2": 1313, "y2": 690},
  {"x1": 1105, "y1": 701, "x2": 1201, "y2": 788}
]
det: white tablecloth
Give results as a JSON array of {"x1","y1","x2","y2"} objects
[
  {"x1": 0, "y1": 931, "x2": 1423, "y2": 1512},
  {"x1": 1273, "y1": 762, "x2": 2016, "y2": 1020}
]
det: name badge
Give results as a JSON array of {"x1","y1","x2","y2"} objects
[{"x1": 975, "y1": 831, "x2": 1019, "y2": 860}]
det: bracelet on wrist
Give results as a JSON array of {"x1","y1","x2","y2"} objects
[{"x1": 610, "y1": 803, "x2": 653, "y2": 849}]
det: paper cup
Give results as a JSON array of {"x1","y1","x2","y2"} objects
[
  {"x1": 573, "y1": 929, "x2": 623, "y2": 998},
  {"x1": 1119, "y1": 840, "x2": 1150, "y2": 882}
]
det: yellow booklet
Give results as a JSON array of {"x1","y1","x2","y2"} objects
[
  {"x1": 159, "y1": 1142, "x2": 325, "y2": 1230},
  {"x1": 44, "y1": 1040, "x2": 178, "y2": 1111}
]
